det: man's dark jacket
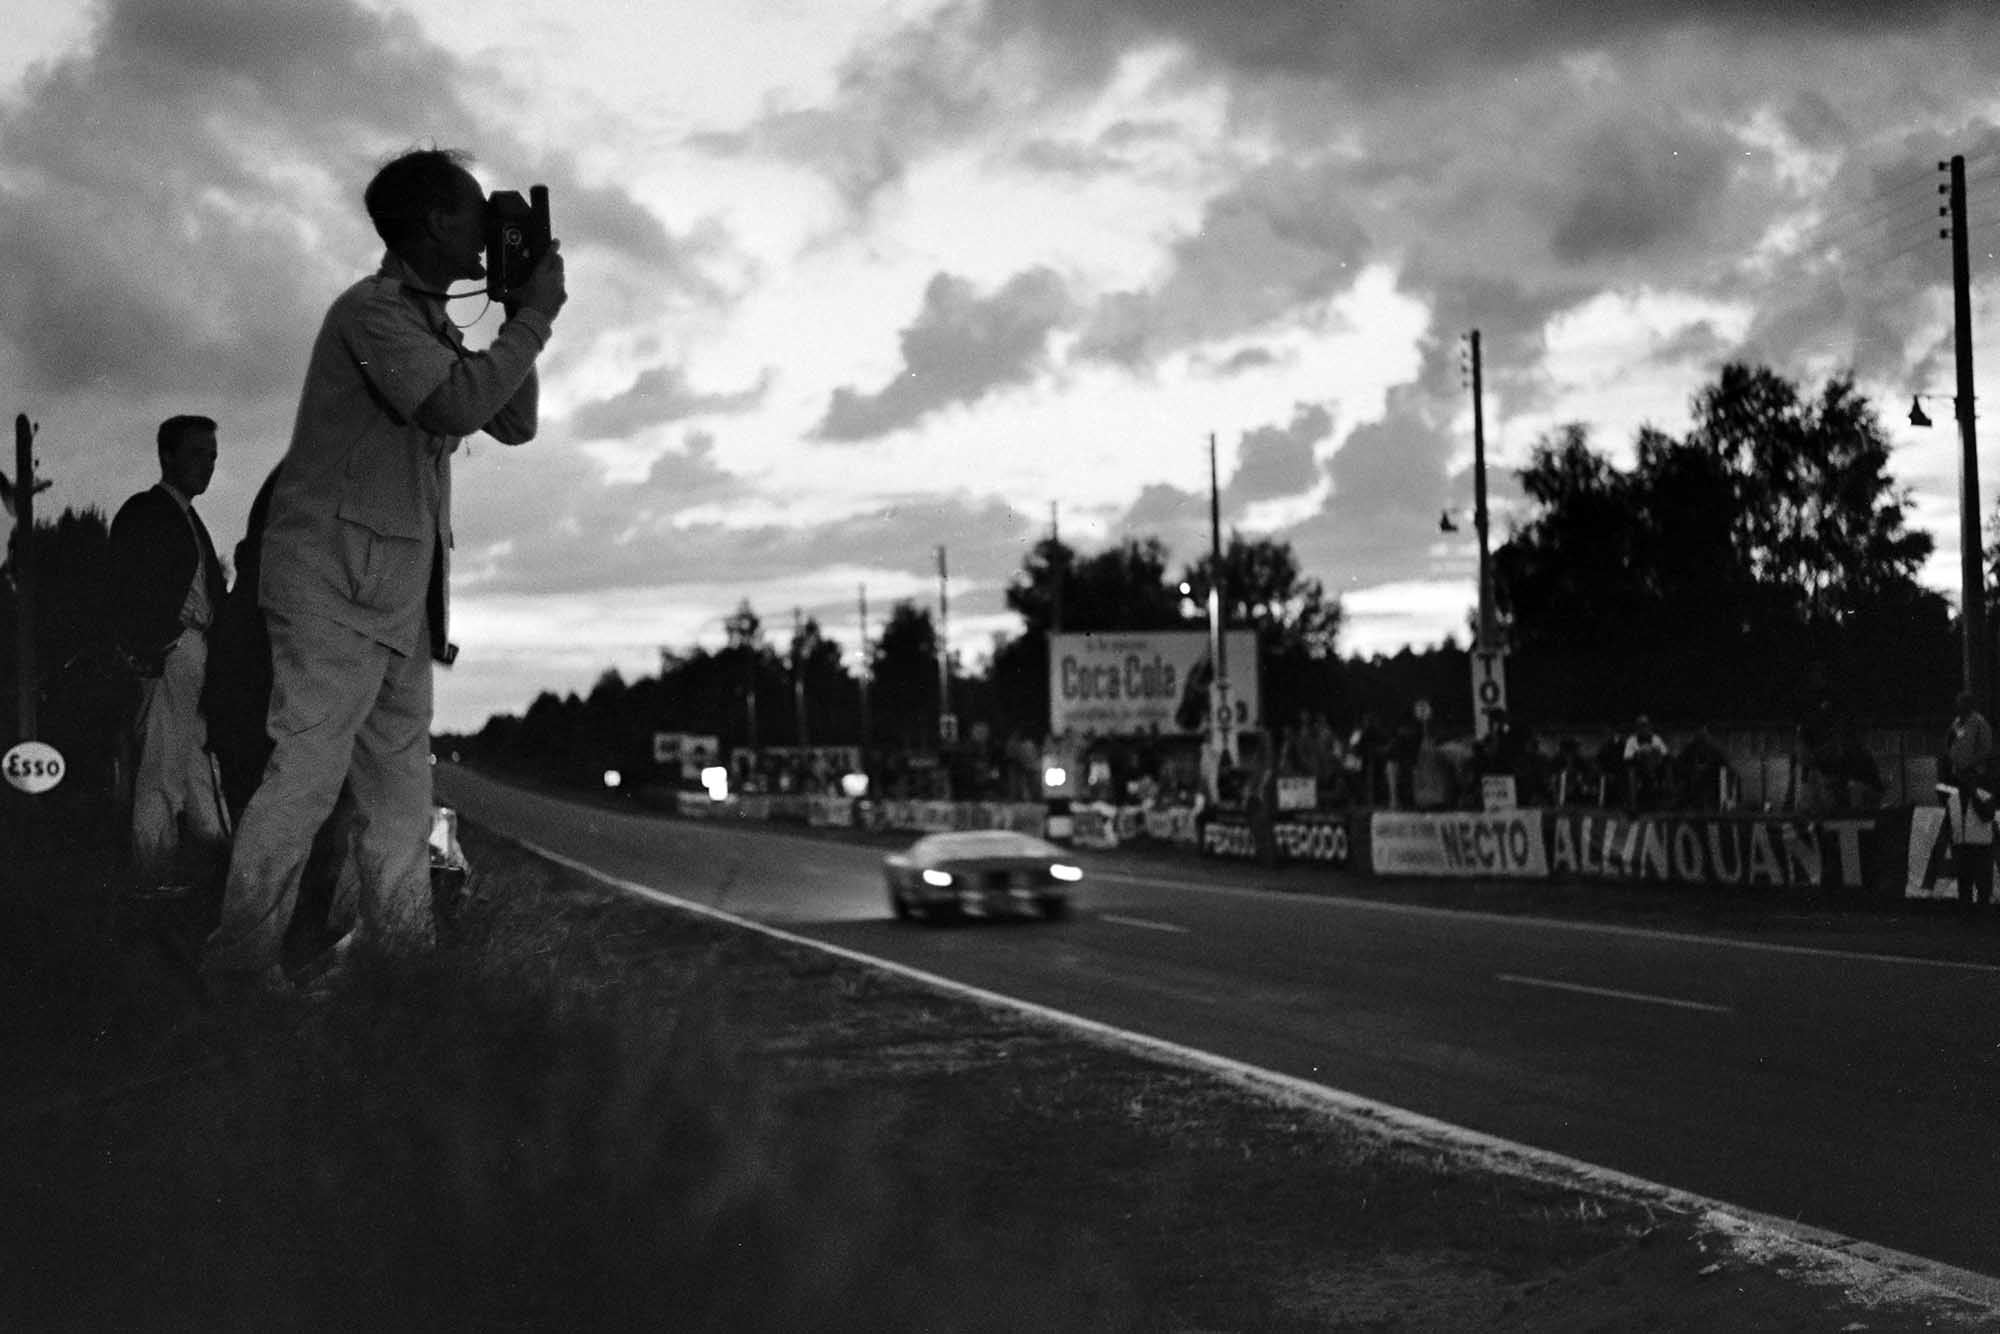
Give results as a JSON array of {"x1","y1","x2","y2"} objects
[{"x1": 108, "y1": 485, "x2": 225, "y2": 676}]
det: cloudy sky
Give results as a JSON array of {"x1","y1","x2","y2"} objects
[{"x1": 7, "y1": 0, "x2": 2000, "y2": 731}]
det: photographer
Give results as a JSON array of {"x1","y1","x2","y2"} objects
[{"x1": 202, "y1": 148, "x2": 566, "y2": 996}]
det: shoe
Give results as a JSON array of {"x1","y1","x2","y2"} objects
[{"x1": 126, "y1": 883, "x2": 196, "y2": 902}]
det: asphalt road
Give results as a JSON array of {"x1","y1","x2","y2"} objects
[{"x1": 437, "y1": 766, "x2": 2000, "y2": 1278}]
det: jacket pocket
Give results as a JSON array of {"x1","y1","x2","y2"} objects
[{"x1": 335, "y1": 515, "x2": 422, "y2": 615}]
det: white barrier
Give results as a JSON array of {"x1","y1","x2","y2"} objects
[{"x1": 1371, "y1": 810, "x2": 1548, "y2": 879}]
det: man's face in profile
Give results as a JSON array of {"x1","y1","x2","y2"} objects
[
  {"x1": 433, "y1": 169, "x2": 488, "y2": 283},
  {"x1": 164, "y1": 428, "x2": 217, "y2": 499}
]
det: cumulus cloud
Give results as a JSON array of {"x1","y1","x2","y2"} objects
[
  {"x1": 0, "y1": 0, "x2": 698, "y2": 407},
  {"x1": 568, "y1": 366, "x2": 772, "y2": 440},
  {"x1": 1079, "y1": 162, "x2": 1370, "y2": 366},
  {"x1": 816, "y1": 267, "x2": 1073, "y2": 440},
  {"x1": 990, "y1": 0, "x2": 1983, "y2": 93},
  {"x1": 1227, "y1": 403, "x2": 1329, "y2": 507},
  {"x1": 1291, "y1": 382, "x2": 1462, "y2": 589}
]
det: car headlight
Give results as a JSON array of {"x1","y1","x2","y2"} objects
[
  {"x1": 1050, "y1": 863, "x2": 1082, "y2": 882},
  {"x1": 921, "y1": 868, "x2": 955, "y2": 888}
]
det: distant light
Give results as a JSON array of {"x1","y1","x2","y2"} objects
[
  {"x1": 701, "y1": 765, "x2": 729, "y2": 800},
  {"x1": 603, "y1": 769, "x2": 621, "y2": 789},
  {"x1": 1050, "y1": 863, "x2": 1083, "y2": 882},
  {"x1": 841, "y1": 771, "x2": 870, "y2": 798},
  {"x1": 922, "y1": 868, "x2": 954, "y2": 888},
  {"x1": 1043, "y1": 765, "x2": 1067, "y2": 789},
  {"x1": 1178, "y1": 581, "x2": 1192, "y2": 596}
]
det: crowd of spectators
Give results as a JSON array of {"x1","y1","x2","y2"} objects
[{"x1": 706, "y1": 700, "x2": 1918, "y2": 819}]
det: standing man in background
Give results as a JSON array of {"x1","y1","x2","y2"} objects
[
  {"x1": 202, "y1": 148, "x2": 566, "y2": 994},
  {"x1": 109, "y1": 414, "x2": 230, "y2": 898}
]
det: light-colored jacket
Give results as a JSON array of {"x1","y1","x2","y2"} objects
[{"x1": 259, "y1": 252, "x2": 552, "y2": 655}]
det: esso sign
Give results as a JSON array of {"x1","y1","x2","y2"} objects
[{"x1": 3, "y1": 741, "x2": 66, "y2": 794}]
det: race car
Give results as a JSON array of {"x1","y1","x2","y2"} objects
[{"x1": 883, "y1": 829, "x2": 1081, "y2": 922}]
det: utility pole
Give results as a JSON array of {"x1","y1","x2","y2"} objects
[
  {"x1": 936, "y1": 546, "x2": 953, "y2": 746},
  {"x1": 857, "y1": 584, "x2": 871, "y2": 760},
  {"x1": 1049, "y1": 500, "x2": 1062, "y2": 636},
  {"x1": 1466, "y1": 331, "x2": 1497, "y2": 653},
  {"x1": 1207, "y1": 432, "x2": 1233, "y2": 764},
  {"x1": 792, "y1": 606, "x2": 808, "y2": 747},
  {"x1": 1943, "y1": 155, "x2": 1986, "y2": 703},
  {"x1": 13, "y1": 414, "x2": 36, "y2": 743}
]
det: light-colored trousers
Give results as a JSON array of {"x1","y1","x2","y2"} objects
[
  {"x1": 202, "y1": 607, "x2": 435, "y2": 975},
  {"x1": 129, "y1": 626, "x2": 229, "y2": 884}
]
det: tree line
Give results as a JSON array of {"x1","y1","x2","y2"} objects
[{"x1": 0, "y1": 362, "x2": 1973, "y2": 794}]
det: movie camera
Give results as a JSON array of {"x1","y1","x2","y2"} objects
[{"x1": 484, "y1": 184, "x2": 552, "y2": 302}]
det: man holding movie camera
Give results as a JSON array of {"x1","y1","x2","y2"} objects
[{"x1": 203, "y1": 148, "x2": 566, "y2": 996}]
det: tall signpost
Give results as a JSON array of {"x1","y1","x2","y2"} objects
[
  {"x1": 936, "y1": 546, "x2": 955, "y2": 746},
  {"x1": 1207, "y1": 432, "x2": 1235, "y2": 774},
  {"x1": 1465, "y1": 333, "x2": 1508, "y2": 738}
]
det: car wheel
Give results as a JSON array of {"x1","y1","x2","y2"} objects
[
  {"x1": 1038, "y1": 895, "x2": 1069, "y2": 921},
  {"x1": 890, "y1": 887, "x2": 917, "y2": 922}
]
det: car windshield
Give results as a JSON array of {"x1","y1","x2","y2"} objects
[{"x1": 914, "y1": 831, "x2": 1053, "y2": 861}]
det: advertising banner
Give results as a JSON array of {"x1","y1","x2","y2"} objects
[
  {"x1": 1276, "y1": 776, "x2": 1318, "y2": 812},
  {"x1": 1144, "y1": 805, "x2": 1202, "y2": 847},
  {"x1": 1198, "y1": 811, "x2": 1357, "y2": 867},
  {"x1": 1049, "y1": 630, "x2": 1259, "y2": 736},
  {"x1": 1200, "y1": 813, "x2": 1262, "y2": 862},
  {"x1": 1371, "y1": 811, "x2": 1548, "y2": 878},
  {"x1": 1544, "y1": 811, "x2": 1877, "y2": 892},
  {"x1": 653, "y1": 732, "x2": 721, "y2": 781},
  {"x1": 1905, "y1": 806, "x2": 1959, "y2": 900},
  {"x1": 1269, "y1": 813, "x2": 1353, "y2": 867},
  {"x1": 807, "y1": 796, "x2": 856, "y2": 828}
]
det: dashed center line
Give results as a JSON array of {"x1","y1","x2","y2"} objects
[
  {"x1": 1102, "y1": 914, "x2": 1190, "y2": 935},
  {"x1": 1496, "y1": 973, "x2": 1733, "y2": 1014}
]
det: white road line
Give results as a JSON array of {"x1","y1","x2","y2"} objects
[
  {"x1": 1496, "y1": 973, "x2": 1733, "y2": 1014},
  {"x1": 1101, "y1": 913, "x2": 1190, "y2": 934},
  {"x1": 1087, "y1": 869, "x2": 2000, "y2": 974},
  {"x1": 514, "y1": 836, "x2": 2000, "y2": 1313}
]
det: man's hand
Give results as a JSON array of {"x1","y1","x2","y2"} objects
[{"x1": 506, "y1": 239, "x2": 567, "y2": 321}]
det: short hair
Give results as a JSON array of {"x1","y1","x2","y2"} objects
[
  {"x1": 364, "y1": 147, "x2": 478, "y2": 248},
  {"x1": 157, "y1": 414, "x2": 217, "y2": 460}
]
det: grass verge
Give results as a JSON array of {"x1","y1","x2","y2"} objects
[{"x1": 1, "y1": 812, "x2": 1994, "y2": 1332}]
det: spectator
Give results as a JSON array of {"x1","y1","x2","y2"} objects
[
  {"x1": 1941, "y1": 773, "x2": 1995, "y2": 912},
  {"x1": 1622, "y1": 715, "x2": 1668, "y2": 809},
  {"x1": 108, "y1": 414, "x2": 230, "y2": 898},
  {"x1": 1551, "y1": 735, "x2": 1595, "y2": 807},
  {"x1": 1593, "y1": 730, "x2": 1626, "y2": 808},
  {"x1": 1833, "y1": 719, "x2": 1884, "y2": 812},
  {"x1": 1946, "y1": 691, "x2": 1993, "y2": 788},
  {"x1": 1344, "y1": 712, "x2": 1386, "y2": 806},
  {"x1": 1676, "y1": 725, "x2": 1730, "y2": 811},
  {"x1": 1794, "y1": 698, "x2": 1840, "y2": 813}
]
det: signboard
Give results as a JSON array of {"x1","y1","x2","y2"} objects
[
  {"x1": 1481, "y1": 775, "x2": 1517, "y2": 812},
  {"x1": 1546, "y1": 811, "x2": 1875, "y2": 892},
  {"x1": 2, "y1": 740, "x2": 64, "y2": 794},
  {"x1": 1276, "y1": 775, "x2": 1318, "y2": 812},
  {"x1": 1471, "y1": 650, "x2": 1508, "y2": 740},
  {"x1": 1049, "y1": 630, "x2": 1259, "y2": 736},
  {"x1": 1269, "y1": 814, "x2": 1352, "y2": 866},
  {"x1": 1370, "y1": 810, "x2": 1548, "y2": 878},
  {"x1": 652, "y1": 732, "x2": 721, "y2": 781}
]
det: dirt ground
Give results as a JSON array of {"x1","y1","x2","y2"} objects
[{"x1": 2, "y1": 811, "x2": 1996, "y2": 1331}]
